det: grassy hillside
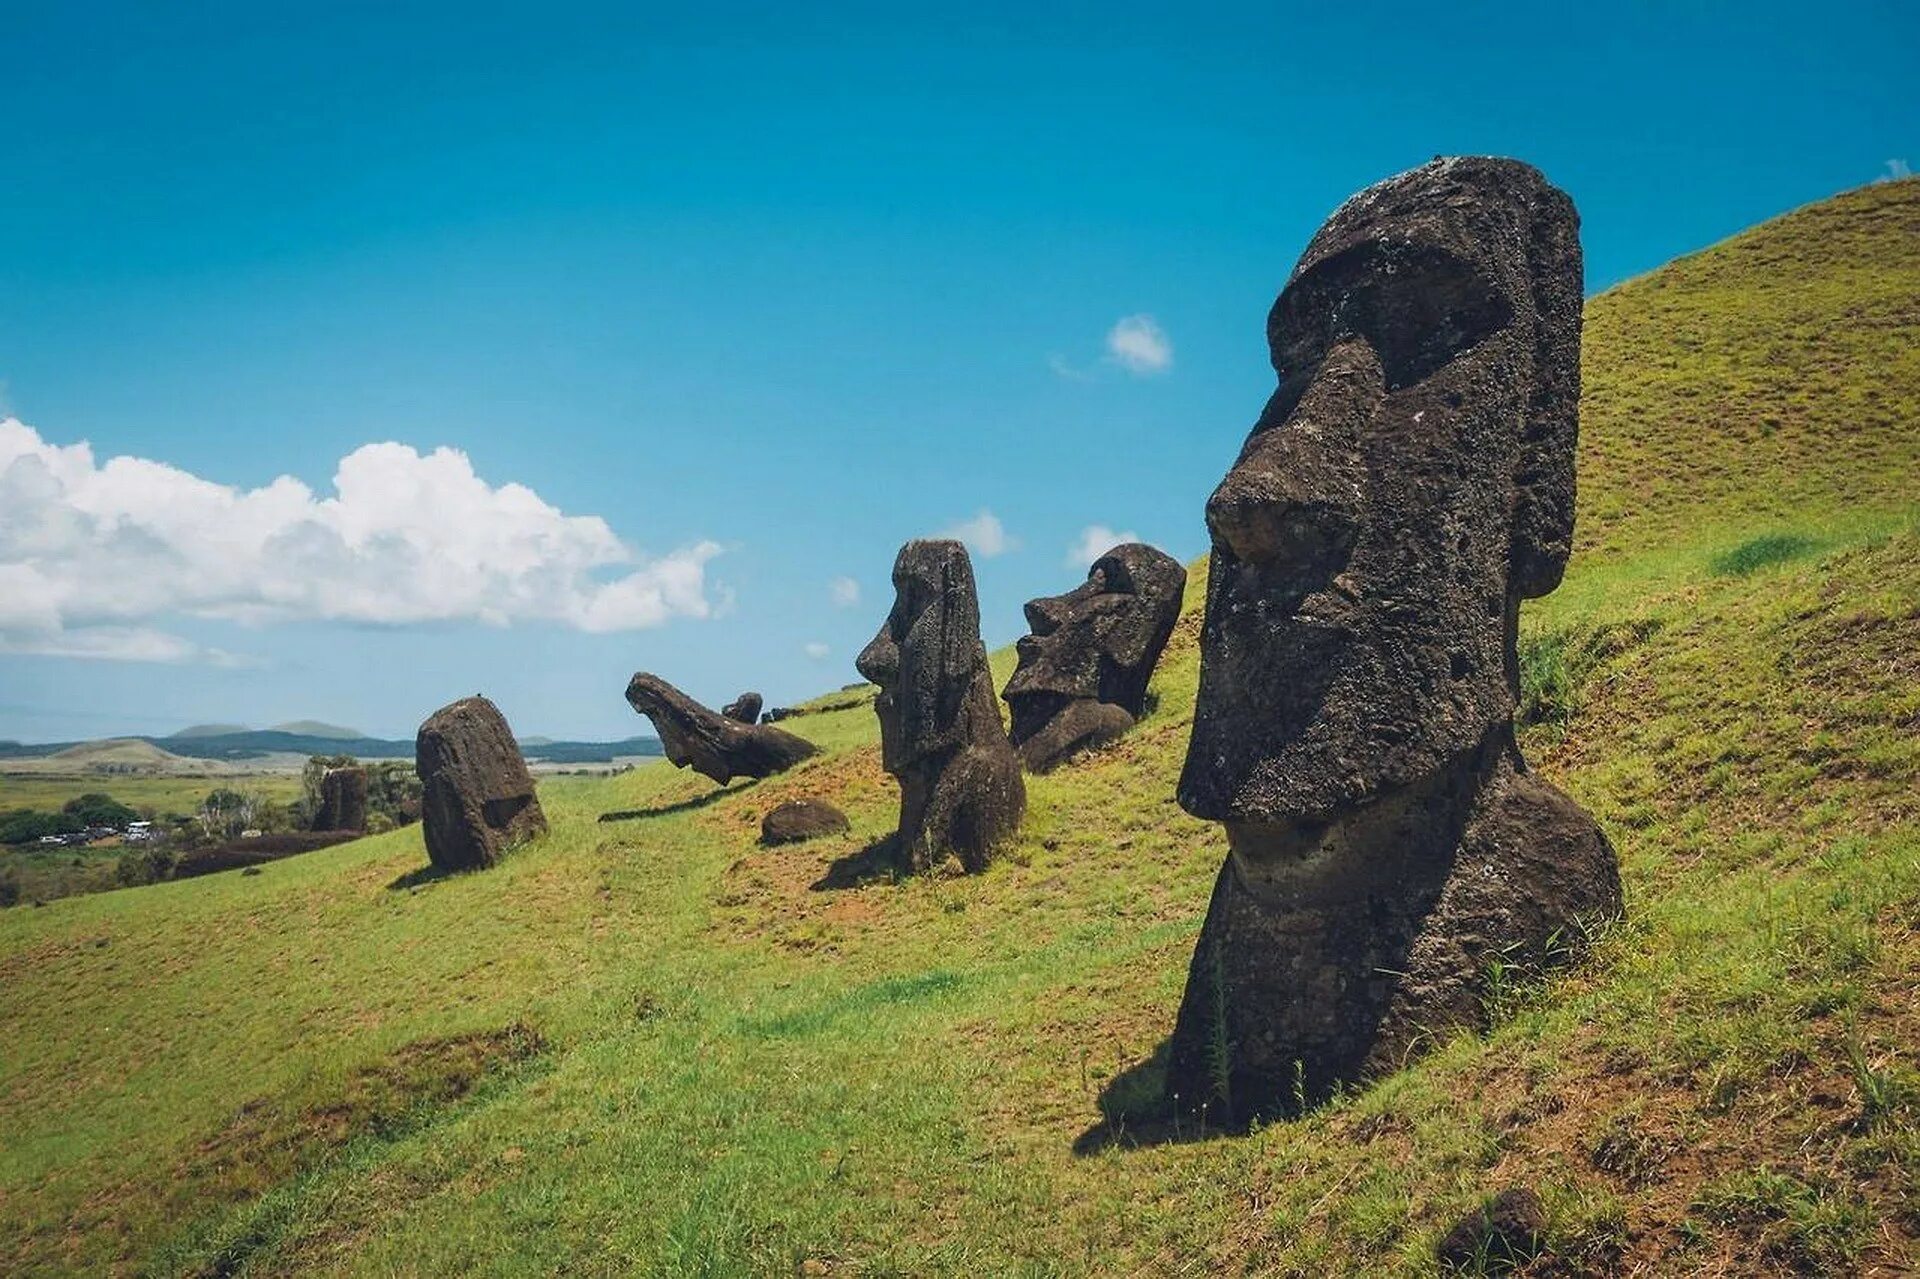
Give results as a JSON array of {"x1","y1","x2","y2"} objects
[{"x1": 1, "y1": 180, "x2": 1916, "y2": 1277}]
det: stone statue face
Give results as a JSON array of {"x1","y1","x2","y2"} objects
[
  {"x1": 1003, "y1": 543, "x2": 1186, "y2": 729},
  {"x1": 857, "y1": 539, "x2": 980, "y2": 772},
  {"x1": 1179, "y1": 158, "x2": 1582, "y2": 824}
]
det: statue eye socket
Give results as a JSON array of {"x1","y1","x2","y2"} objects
[{"x1": 1271, "y1": 243, "x2": 1512, "y2": 391}]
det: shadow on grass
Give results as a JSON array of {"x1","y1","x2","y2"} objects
[
  {"x1": 1072, "y1": 1037, "x2": 1245, "y2": 1154},
  {"x1": 598, "y1": 781, "x2": 754, "y2": 824},
  {"x1": 811, "y1": 834, "x2": 903, "y2": 891},
  {"x1": 387, "y1": 864, "x2": 453, "y2": 891}
]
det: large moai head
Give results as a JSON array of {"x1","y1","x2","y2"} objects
[
  {"x1": 1179, "y1": 156, "x2": 1582, "y2": 828},
  {"x1": 857, "y1": 539, "x2": 1024, "y2": 872},
  {"x1": 1002, "y1": 542, "x2": 1187, "y2": 772},
  {"x1": 1160, "y1": 158, "x2": 1616, "y2": 1118}
]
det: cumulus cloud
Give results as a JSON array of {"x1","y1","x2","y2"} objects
[
  {"x1": 0, "y1": 418, "x2": 724, "y2": 662},
  {"x1": 1064, "y1": 523, "x2": 1139, "y2": 568},
  {"x1": 1875, "y1": 158, "x2": 1912, "y2": 183},
  {"x1": 1105, "y1": 314, "x2": 1173, "y2": 375},
  {"x1": 938, "y1": 509, "x2": 1018, "y2": 558},
  {"x1": 803, "y1": 641, "x2": 830, "y2": 660},
  {"x1": 828, "y1": 575, "x2": 861, "y2": 608}
]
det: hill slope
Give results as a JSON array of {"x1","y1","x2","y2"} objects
[{"x1": 1, "y1": 180, "x2": 1916, "y2": 1277}]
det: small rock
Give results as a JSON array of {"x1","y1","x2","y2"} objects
[{"x1": 760, "y1": 800, "x2": 851, "y2": 846}]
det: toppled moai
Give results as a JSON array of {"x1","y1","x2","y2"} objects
[
  {"x1": 1165, "y1": 158, "x2": 1622, "y2": 1119},
  {"x1": 1002, "y1": 542, "x2": 1186, "y2": 772},
  {"x1": 722, "y1": 691, "x2": 764, "y2": 724},
  {"x1": 415, "y1": 696, "x2": 547, "y2": 872},
  {"x1": 625, "y1": 673, "x2": 817, "y2": 784},
  {"x1": 856, "y1": 539, "x2": 1024, "y2": 873},
  {"x1": 311, "y1": 765, "x2": 368, "y2": 832}
]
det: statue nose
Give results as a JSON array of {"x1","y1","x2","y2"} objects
[
  {"x1": 1206, "y1": 338, "x2": 1374, "y2": 567},
  {"x1": 1207, "y1": 473, "x2": 1329, "y2": 566},
  {"x1": 857, "y1": 631, "x2": 899, "y2": 684}
]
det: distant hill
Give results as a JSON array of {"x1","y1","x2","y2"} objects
[
  {"x1": 0, "y1": 729, "x2": 662, "y2": 766},
  {"x1": 168, "y1": 723, "x2": 250, "y2": 739},
  {"x1": 268, "y1": 720, "x2": 365, "y2": 739},
  {"x1": 48, "y1": 739, "x2": 184, "y2": 767},
  {"x1": 4, "y1": 738, "x2": 205, "y2": 775}
]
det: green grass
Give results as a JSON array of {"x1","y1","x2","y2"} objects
[
  {"x1": 0, "y1": 772, "x2": 303, "y2": 816},
  {"x1": 1, "y1": 180, "x2": 1918, "y2": 1276}
]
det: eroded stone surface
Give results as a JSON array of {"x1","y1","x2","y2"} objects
[
  {"x1": 625, "y1": 673, "x2": 816, "y2": 784},
  {"x1": 415, "y1": 696, "x2": 547, "y2": 872},
  {"x1": 1164, "y1": 157, "x2": 1622, "y2": 1119},
  {"x1": 856, "y1": 539, "x2": 1024, "y2": 873},
  {"x1": 1002, "y1": 542, "x2": 1186, "y2": 772},
  {"x1": 722, "y1": 692, "x2": 763, "y2": 724}
]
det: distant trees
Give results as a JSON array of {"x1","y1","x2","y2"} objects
[
  {"x1": 62, "y1": 793, "x2": 139, "y2": 828},
  {"x1": 0, "y1": 809, "x2": 84, "y2": 845}
]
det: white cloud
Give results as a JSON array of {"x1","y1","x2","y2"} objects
[
  {"x1": 1104, "y1": 314, "x2": 1173, "y2": 375},
  {"x1": 938, "y1": 509, "x2": 1018, "y2": 558},
  {"x1": 0, "y1": 418, "x2": 724, "y2": 663},
  {"x1": 1875, "y1": 158, "x2": 1912, "y2": 183},
  {"x1": 0, "y1": 625, "x2": 251, "y2": 667},
  {"x1": 1064, "y1": 524, "x2": 1139, "y2": 569},
  {"x1": 1047, "y1": 353, "x2": 1092, "y2": 382},
  {"x1": 828, "y1": 575, "x2": 861, "y2": 608},
  {"x1": 803, "y1": 641, "x2": 830, "y2": 660}
]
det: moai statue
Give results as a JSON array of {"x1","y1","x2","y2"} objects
[
  {"x1": 1002, "y1": 542, "x2": 1187, "y2": 772},
  {"x1": 625, "y1": 674, "x2": 816, "y2": 783},
  {"x1": 312, "y1": 765, "x2": 368, "y2": 832},
  {"x1": 415, "y1": 696, "x2": 547, "y2": 872},
  {"x1": 1166, "y1": 158, "x2": 1622, "y2": 1119},
  {"x1": 721, "y1": 692, "x2": 764, "y2": 724},
  {"x1": 856, "y1": 540, "x2": 1025, "y2": 873}
]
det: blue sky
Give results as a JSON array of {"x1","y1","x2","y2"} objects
[{"x1": 1, "y1": 2, "x2": 1914, "y2": 742}]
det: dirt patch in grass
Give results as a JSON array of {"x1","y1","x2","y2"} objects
[{"x1": 184, "y1": 1021, "x2": 548, "y2": 1206}]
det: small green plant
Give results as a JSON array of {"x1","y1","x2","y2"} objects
[
  {"x1": 1708, "y1": 533, "x2": 1822, "y2": 577},
  {"x1": 1845, "y1": 1032, "x2": 1917, "y2": 1130},
  {"x1": 1518, "y1": 632, "x2": 1580, "y2": 729}
]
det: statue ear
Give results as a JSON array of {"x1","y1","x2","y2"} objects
[{"x1": 1510, "y1": 185, "x2": 1582, "y2": 599}]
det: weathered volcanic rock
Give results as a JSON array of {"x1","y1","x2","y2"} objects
[
  {"x1": 760, "y1": 799, "x2": 851, "y2": 845},
  {"x1": 856, "y1": 540, "x2": 1025, "y2": 873},
  {"x1": 625, "y1": 673, "x2": 817, "y2": 784},
  {"x1": 1164, "y1": 157, "x2": 1622, "y2": 1120},
  {"x1": 311, "y1": 765, "x2": 368, "y2": 832},
  {"x1": 722, "y1": 691, "x2": 764, "y2": 723},
  {"x1": 1435, "y1": 1188, "x2": 1548, "y2": 1273},
  {"x1": 415, "y1": 696, "x2": 547, "y2": 872},
  {"x1": 1002, "y1": 542, "x2": 1186, "y2": 772}
]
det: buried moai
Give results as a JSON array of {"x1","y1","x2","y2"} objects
[
  {"x1": 1164, "y1": 157, "x2": 1622, "y2": 1118},
  {"x1": 1002, "y1": 542, "x2": 1187, "y2": 773},
  {"x1": 625, "y1": 673, "x2": 817, "y2": 784},
  {"x1": 857, "y1": 540, "x2": 1025, "y2": 873},
  {"x1": 311, "y1": 765, "x2": 368, "y2": 832},
  {"x1": 415, "y1": 696, "x2": 548, "y2": 872},
  {"x1": 722, "y1": 691, "x2": 764, "y2": 724}
]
